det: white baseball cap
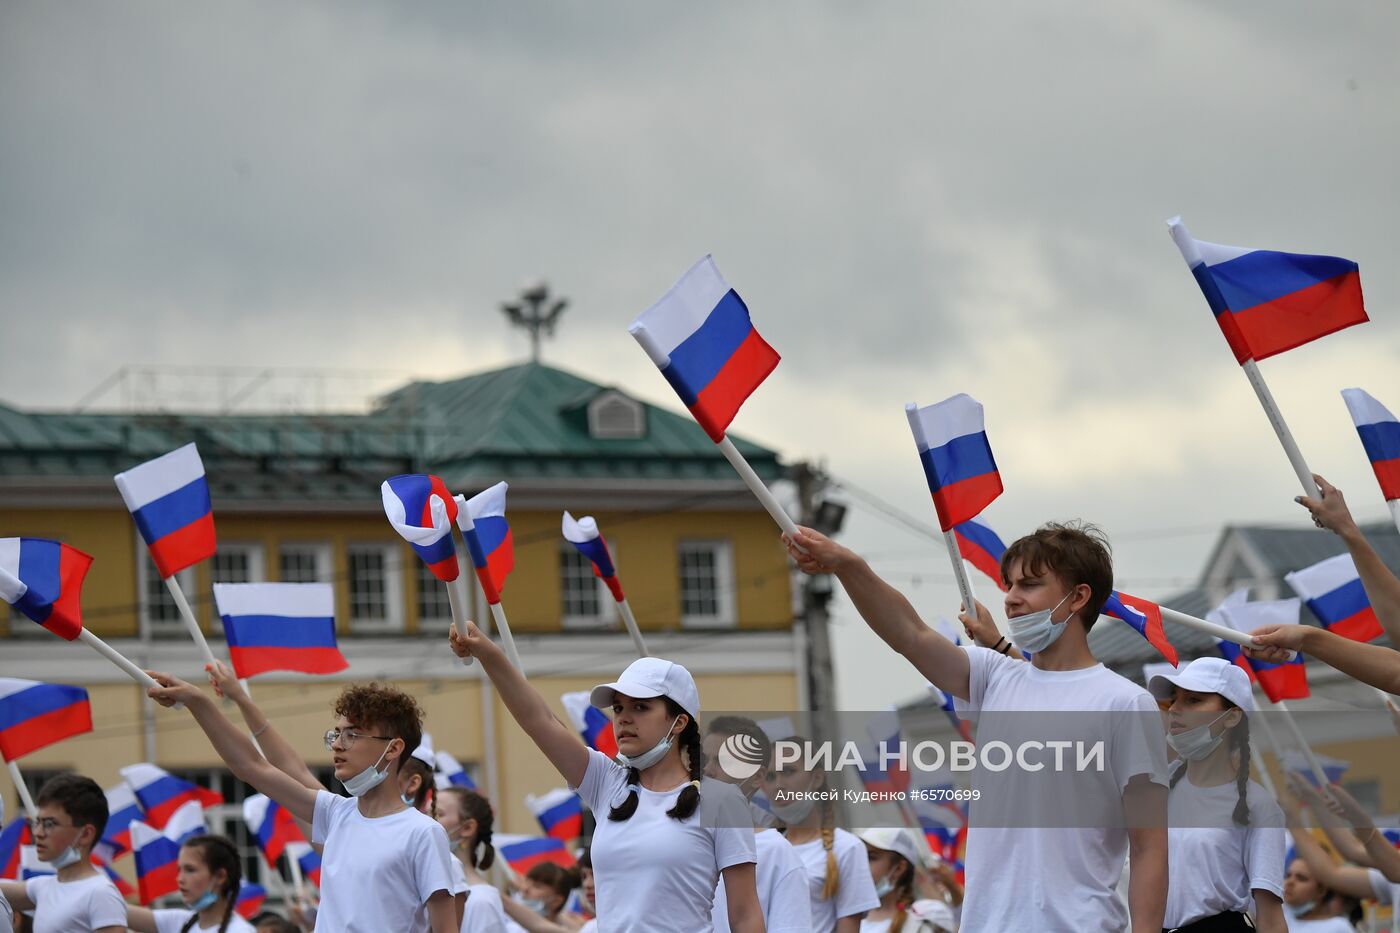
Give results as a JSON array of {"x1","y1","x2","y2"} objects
[
  {"x1": 855, "y1": 827, "x2": 922, "y2": 868},
  {"x1": 1148, "y1": 656, "x2": 1254, "y2": 716},
  {"x1": 590, "y1": 657, "x2": 700, "y2": 721},
  {"x1": 410, "y1": 732, "x2": 436, "y2": 767}
]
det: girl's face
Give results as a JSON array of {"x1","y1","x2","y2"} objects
[
  {"x1": 1284, "y1": 858, "x2": 1324, "y2": 907},
  {"x1": 397, "y1": 769, "x2": 422, "y2": 806},
  {"x1": 1168, "y1": 688, "x2": 1238, "y2": 736},
  {"x1": 610, "y1": 694, "x2": 682, "y2": 758},
  {"x1": 176, "y1": 846, "x2": 225, "y2": 907},
  {"x1": 865, "y1": 846, "x2": 901, "y2": 890},
  {"x1": 581, "y1": 866, "x2": 595, "y2": 908},
  {"x1": 520, "y1": 877, "x2": 563, "y2": 915},
  {"x1": 760, "y1": 754, "x2": 822, "y2": 799},
  {"x1": 435, "y1": 801, "x2": 462, "y2": 841}
]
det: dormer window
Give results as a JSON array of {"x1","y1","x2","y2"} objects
[{"x1": 588, "y1": 391, "x2": 644, "y2": 439}]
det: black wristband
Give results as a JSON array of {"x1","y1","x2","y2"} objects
[{"x1": 991, "y1": 636, "x2": 1007, "y2": 652}]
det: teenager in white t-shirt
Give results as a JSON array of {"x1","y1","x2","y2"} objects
[
  {"x1": 0, "y1": 773, "x2": 127, "y2": 933},
  {"x1": 126, "y1": 835, "x2": 256, "y2": 933},
  {"x1": 704, "y1": 715, "x2": 813, "y2": 933},
  {"x1": 1146, "y1": 658, "x2": 1286, "y2": 932},
  {"x1": 447, "y1": 625, "x2": 763, "y2": 932},
  {"x1": 1280, "y1": 858, "x2": 1358, "y2": 932},
  {"x1": 855, "y1": 828, "x2": 955, "y2": 933},
  {"x1": 148, "y1": 673, "x2": 457, "y2": 932},
  {"x1": 436, "y1": 786, "x2": 510, "y2": 933},
  {"x1": 786, "y1": 521, "x2": 1170, "y2": 932}
]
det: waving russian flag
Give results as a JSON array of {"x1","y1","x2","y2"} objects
[
  {"x1": 0, "y1": 538, "x2": 92, "y2": 641},
  {"x1": 287, "y1": 841, "x2": 322, "y2": 887},
  {"x1": 382, "y1": 474, "x2": 460, "y2": 582},
  {"x1": 131, "y1": 820, "x2": 183, "y2": 903},
  {"x1": 0, "y1": 678, "x2": 92, "y2": 760},
  {"x1": 115, "y1": 443, "x2": 217, "y2": 578},
  {"x1": 92, "y1": 853, "x2": 135, "y2": 898},
  {"x1": 562, "y1": 512, "x2": 624, "y2": 602},
  {"x1": 906, "y1": 395, "x2": 1003, "y2": 531},
  {"x1": 561, "y1": 691, "x2": 618, "y2": 758},
  {"x1": 243, "y1": 794, "x2": 304, "y2": 866},
  {"x1": 432, "y1": 749, "x2": 476, "y2": 790},
  {"x1": 1212, "y1": 593, "x2": 1309, "y2": 703},
  {"x1": 1168, "y1": 218, "x2": 1367, "y2": 365},
  {"x1": 630, "y1": 256, "x2": 780, "y2": 443},
  {"x1": 121, "y1": 764, "x2": 223, "y2": 830},
  {"x1": 236, "y1": 883, "x2": 267, "y2": 919},
  {"x1": 19, "y1": 845, "x2": 53, "y2": 880},
  {"x1": 952, "y1": 518, "x2": 1007, "y2": 591},
  {"x1": 456, "y1": 483, "x2": 513, "y2": 603},
  {"x1": 0, "y1": 818, "x2": 26, "y2": 880},
  {"x1": 1285, "y1": 553, "x2": 1382, "y2": 643},
  {"x1": 1342, "y1": 388, "x2": 1400, "y2": 501},
  {"x1": 858, "y1": 708, "x2": 910, "y2": 796},
  {"x1": 102, "y1": 783, "x2": 143, "y2": 859},
  {"x1": 1101, "y1": 591, "x2": 1179, "y2": 666},
  {"x1": 526, "y1": 789, "x2": 584, "y2": 842},
  {"x1": 214, "y1": 582, "x2": 347, "y2": 678},
  {"x1": 495, "y1": 834, "x2": 577, "y2": 874}
]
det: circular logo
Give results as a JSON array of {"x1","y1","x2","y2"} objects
[{"x1": 717, "y1": 733, "x2": 766, "y2": 781}]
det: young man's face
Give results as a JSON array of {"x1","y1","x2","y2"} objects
[
  {"x1": 328, "y1": 715, "x2": 398, "y2": 780},
  {"x1": 1003, "y1": 558, "x2": 1080, "y2": 621},
  {"x1": 30, "y1": 802, "x2": 91, "y2": 862}
]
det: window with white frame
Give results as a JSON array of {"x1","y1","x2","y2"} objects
[
  {"x1": 346, "y1": 544, "x2": 403, "y2": 632},
  {"x1": 210, "y1": 543, "x2": 266, "y2": 635},
  {"x1": 278, "y1": 543, "x2": 331, "y2": 583},
  {"x1": 415, "y1": 560, "x2": 456, "y2": 631},
  {"x1": 559, "y1": 545, "x2": 616, "y2": 628},
  {"x1": 137, "y1": 539, "x2": 198, "y2": 637},
  {"x1": 677, "y1": 540, "x2": 736, "y2": 628}
]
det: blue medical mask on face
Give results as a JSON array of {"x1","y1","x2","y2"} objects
[
  {"x1": 189, "y1": 889, "x2": 220, "y2": 912},
  {"x1": 1006, "y1": 591, "x2": 1075, "y2": 654},
  {"x1": 1166, "y1": 711, "x2": 1230, "y2": 761},
  {"x1": 342, "y1": 744, "x2": 393, "y2": 797},
  {"x1": 615, "y1": 714, "x2": 683, "y2": 771},
  {"x1": 44, "y1": 845, "x2": 82, "y2": 870},
  {"x1": 874, "y1": 874, "x2": 896, "y2": 898}
]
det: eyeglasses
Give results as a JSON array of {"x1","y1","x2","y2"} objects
[
  {"x1": 29, "y1": 817, "x2": 73, "y2": 834},
  {"x1": 324, "y1": 727, "x2": 394, "y2": 750}
]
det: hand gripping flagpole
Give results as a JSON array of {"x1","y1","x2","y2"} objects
[
  {"x1": 1156, "y1": 606, "x2": 1297, "y2": 661},
  {"x1": 446, "y1": 575, "x2": 475, "y2": 668}
]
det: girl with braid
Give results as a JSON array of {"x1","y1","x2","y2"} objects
[
  {"x1": 437, "y1": 786, "x2": 510, "y2": 932},
  {"x1": 448, "y1": 624, "x2": 762, "y2": 933},
  {"x1": 126, "y1": 834, "x2": 256, "y2": 933},
  {"x1": 1148, "y1": 658, "x2": 1287, "y2": 932}
]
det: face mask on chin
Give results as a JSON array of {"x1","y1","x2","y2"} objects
[
  {"x1": 44, "y1": 845, "x2": 82, "y2": 870},
  {"x1": 1285, "y1": 900, "x2": 1317, "y2": 919},
  {"x1": 1006, "y1": 591, "x2": 1075, "y2": 654},
  {"x1": 188, "y1": 889, "x2": 220, "y2": 912},
  {"x1": 615, "y1": 714, "x2": 683, "y2": 771},
  {"x1": 342, "y1": 744, "x2": 394, "y2": 797}
]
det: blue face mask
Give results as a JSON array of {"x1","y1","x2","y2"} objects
[
  {"x1": 44, "y1": 845, "x2": 82, "y2": 870},
  {"x1": 1007, "y1": 591, "x2": 1074, "y2": 654},
  {"x1": 188, "y1": 889, "x2": 220, "y2": 912}
]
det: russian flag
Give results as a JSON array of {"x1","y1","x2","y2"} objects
[
  {"x1": 115, "y1": 443, "x2": 217, "y2": 579},
  {"x1": 92, "y1": 853, "x2": 135, "y2": 898},
  {"x1": 952, "y1": 518, "x2": 1007, "y2": 591},
  {"x1": 858, "y1": 708, "x2": 910, "y2": 796},
  {"x1": 456, "y1": 483, "x2": 514, "y2": 604},
  {"x1": 0, "y1": 678, "x2": 92, "y2": 760},
  {"x1": 20, "y1": 845, "x2": 53, "y2": 880},
  {"x1": 0, "y1": 538, "x2": 93, "y2": 641},
  {"x1": 1168, "y1": 218, "x2": 1367, "y2": 365},
  {"x1": 926, "y1": 683, "x2": 973, "y2": 742},
  {"x1": 1101, "y1": 591, "x2": 1179, "y2": 666},
  {"x1": 495, "y1": 834, "x2": 577, "y2": 874},
  {"x1": 214, "y1": 582, "x2": 348, "y2": 679},
  {"x1": 0, "y1": 818, "x2": 27, "y2": 880},
  {"x1": 102, "y1": 783, "x2": 144, "y2": 858},
  {"x1": 562, "y1": 512, "x2": 624, "y2": 602},
  {"x1": 121, "y1": 763, "x2": 223, "y2": 830},
  {"x1": 526, "y1": 789, "x2": 585, "y2": 842},
  {"x1": 288, "y1": 841, "x2": 322, "y2": 887},
  {"x1": 1285, "y1": 553, "x2": 1383, "y2": 643},
  {"x1": 432, "y1": 750, "x2": 476, "y2": 790},
  {"x1": 243, "y1": 794, "x2": 304, "y2": 866},
  {"x1": 1342, "y1": 388, "x2": 1400, "y2": 502},
  {"x1": 561, "y1": 691, "x2": 618, "y2": 758},
  {"x1": 382, "y1": 474, "x2": 460, "y2": 582},
  {"x1": 630, "y1": 256, "x2": 780, "y2": 443},
  {"x1": 131, "y1": 820, "x2": 182, "y2": 903},
  {"x1": 906, "y1": 395, "x2": 1003, "y2": 532},
  {"x1": 1212, "y1": 594, "x2": 1309, "y2": 703},
  {"x1": 236, "y1": 883, "x2": 267, "y2": 919}
]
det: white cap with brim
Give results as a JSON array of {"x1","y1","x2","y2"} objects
[
  {"x1": 410, "y1": 732, "x2": 436, "y2": 767},
  {"x1": 854, "y1": 827, "x2": 922, "y2": 868},
  {"x1": 1148, "y1": 656, "x2": 1255, "y2": 716},
  {"x1": 590, "y1": 657, "x2": 701, "y2": 721}
]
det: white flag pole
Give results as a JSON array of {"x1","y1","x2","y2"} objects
[
  {"x1": 1159, "y1": 606, "x2": 1297, "y2": 661},
  {"x1": 76, "y1": 629, "x2": 167, "y2": 691},
  {"x1": 943, "y1": 533, "x2": 979, "y2": 634},
  {"x1": 287, "y1": 846, "x2": 308, "y2": 902},
  {"x1": 716, "y1": 436, "x2": 803, "y2": 541},
  {"x1": 487, "y1": 602, "x2": 523, "y2": 673},
  {"x1": 445, "y1": 577, "x2": 474, "y2": 668},
  {"x1": 6, "y1": 759, "x2": 37, "y2": 820},
  {"x1": 1388, "y1": 500, "x2": 1400, "y2": 538},
  {"x1": 1240, "y1": 361, "x2": 1322, "y2": 500},
  {"x1": 1274, "y1": 699, "x2": 1331, "y2": 789},
  {"x1": 164, "y1": 576, "x2": 219, "y2": 669},
  {"x1": 615, "y1": 598, "x2": 650, "y2": 657}
]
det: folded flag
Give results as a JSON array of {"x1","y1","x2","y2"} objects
[
  {"x1": 0, "y1": 538, "x2": 92, "y2": 641},
  {"x1": 859, "y1": 708, "x2": 910, "y2": 796},
  {"x1": 101, "y1": 782, "x2": 144, "y2": 859},
  {"x1": 455, "y1": 483, "x2": 514, "y2": 603},
  {"x1": 163, "y1": 800, "x2": 209, "y2": 845},
  {"x1": 115, "y1": 443, "x2": 217, "y2": 578},
  {"x1": 562, "y1": 512, "x2": 625, "y2": 602},
  {"x1": 1167, "y1": 217, "x2": 1367, "y2": 365},
  {"x1": 243, "y1": 793, "x2": 304, "y2": 867},
  {"x1": 19, "y1": 845, "x2": 53, "y2": 880},
  {"x1": 0, "y1": 818, "x2": 26, "y2": 880},
  {"x1": 495, "y1": 834, "x2": 577, "y2": 874},
  {"x1": 0, "y1": 678, "x2": 92, "y2": 760},
  {"x1": 629, "y1": 255, "x2": 781, "y2": 443},
  {"x1": 561, "y1": 691, "x2": 619, "y2": 758},
  {"x1": 526, "y1": 789, "x2": 585, "y2": 842},
  {"x1": 1285, "y1": 553, "x2": 1383, "y2": 643},
  {"x1": 1341, "y1": 388, "x2": 1400, "y2": 502},
  {"x1": 433, "y1": 749, "x2": 477, "y2": 791},
  {"x1": 236, "y1": 883, "x2": 267, "y2": 919},
  {"x1": 1283, "y1": 750, "x2": 1348, "y2": 788},
  {"x1": 92, "y1": 852, "x2": 135, "y2": 898},
  {"x1": 214, "y1": 582, "x2": 347, "y2": 678},
  {"x1": 906, "y1": 395, "x2": 1003, "y2": 531},
  {"x1": 120, "y1": 763, "x2": 223, "y2": 830},
  {"x1": 1101, "y1": 591, "x2": 1179, "y2": 666},
  {"x1": 382, "y1": 474, "x2": 460, "y2": 582},
  {"x1": 130, "y1": 820, "x2": 184, "y2": 903},
  {"x1": 1211, "y1": 591, "x2": 1309, "y2": 703},
  {"x1": 287, "y1": 840, "x2": 322, "y2": 887},
  {"x1": 952, "y1": 518, "x2": 1007, "y2": 591}
]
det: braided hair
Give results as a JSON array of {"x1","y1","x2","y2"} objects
[
  {"x1": 177, "y1": 834, "x2": 241, "y2": 933},
  {"x1": 886, "y1": 852, "x2": 917, "y2": 933},
  {"x1": 608, "y1": 698, "x2": 703, "y2": 823},
  {"x1": 818, "y1": 798, "x2": 840, "y2": 901},
  {"x1": 1167, "y1": 703, "x2": 1252, "y2": 827},
  {"x1": 440, "y1": 786, "x2": 496, "y2": 871}
]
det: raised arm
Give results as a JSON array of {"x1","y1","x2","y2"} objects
[
  {"x1": 1285, "y1": 816, "x2": 1377, "y2": 899},
  {"x1": 1244, "y1": 625, "x2": 1400, "y2": 694},
  {"x1": 784, "y1": 527, "x2": 971, "y2": 698},
  {"x1": 147, "y1": 672, "x2": 320, "y2": 825},
  {"x1": 1296, "y1": 474, "x2": 1400, "y2": 645},
  {"x1": 448, "y1": 622, "x2": 591, "y2": 788},
  {"x1": 1284, "y1": 776, "x2": 1371, "y2": 866},
  {"x1": 206, "y1": 660, "x2": 324, "y2": 791},
  {"x1": 1321, "y1": 782, "x2": 1400, "y2": 884}
]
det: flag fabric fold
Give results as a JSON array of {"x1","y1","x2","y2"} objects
[
  {"x1": 495, "y1": 834, "x2": 577, "y2": 874},
  {"x1": 236, "y1": 883, "x2": 267, "y2": 918},
  {"x1": 0, "y1": 678, "x2": 92, "y2": 760},
  {"x1": 1211, "y1": 592, "x2": 1309, "y2": 703},
  {"x1": 1285, "y1": 553, "x2": 1383, "y2": 643},
  {"x1": 0, "y1": 538, "x2": 93, "y2": 641},
  {"x1": 455, "y1": 483, "x2": 514, "y2": 603},
  {"x1": 525, "y1": 789, "x2": 585, "y2": 842},
  {"x1": 1101, "y1": 591, "x2": 1179, "y2": 665},
  {"x1": 214, "y1": 582, "x2": 348, "y2": 678},
  {"x1": 952, "y1": 518, "x2": 1007, "y2": 591},
  {"x1": 102, "y1": 782, "x2": 144, "y2": 858},
  {"x1": 562, "y1": 512, "x2": 625, "y2": 602},
  {"x1": 243, "y1": 793, "x2": 304, "y2": 866},
  {"x1": 115, "y1": 443, "x2": 217, "y2": 578},
  {"x1": 433, "y1": 750, "x2": 476, "y2": 790},
  {"x1": 561, "y1": 691, "x2": 618, "y2": 758},
  {"x1": 120, "y1": 763, "x2": 223, "y2": 830},
  {"x1": 906, "y1": 395, "x2": 1003, "y2": 531},
  {"x1": 381, "y1": 474, "x2": 461, "y2": 581},
  {"x1": 1342, "y1": 388, "x2": 1400, "y2": 501}
]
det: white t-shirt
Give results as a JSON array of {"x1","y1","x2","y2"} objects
[
  {"x1": 311, "y1": 789, "x2": 456, "y2": 933},
  {"x1": 861, "y1": 900, "x2": 957, "y2": 933},
  {"x1": 579, "y1": 923, "x2": 598, "y2": 933},
  {"x1": 957, "y1": 645, "x2": 1170, "y2": 933},
  {"x1": 1284, "y1": 914, "x2": 1358, "y2": 932},
  {"x1": 573, "y1": 748, "x2": 757, "y2": 932},
  {"x1": 24, "y1": 874, "x2": 128, "y2": 932},
  {"x1": 461, "y1": 883, "x2": 508, "y2": 933},
  {"x1": 152, "y1": 907, "x2": 258, "y2": 933},
  {"x1": 1164, "y1": 772, "x2": 1286, "y2": 927},
  {"x1": 789, "y1": 828, "x2": 880, "y2": 930},
  {"x1": 0, "y1": 893, "x2": 12, "y2": 933},
  {"x1": 713, "y1": 828, "x2": 812, "y2": 932}
]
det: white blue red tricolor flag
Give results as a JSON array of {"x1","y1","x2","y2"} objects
[
  {"x1": 455, "y1": 482, "x2": 514, "y2": 604},
  {"x1": 1167, "y1": 218, "x2": 1367, "y2": 365},
  {"x1": 526, "y1": 789, "x2": 585, "y2": 842},
  {"x1": 562, "y1": 512, "x2": 625, "y2": 602},
  {"x1": 120, "y1": 763, "x2": 223, "y2": 830},
  {"x1": 1285, "y1": 553, "x2": 1383, "y2": 643},
  {"x1": 382, "y1": 474, "x2": 460, "y2": 582},
  {"x1": 0, "y1": 538, "x2": 92, "y2": 641},
  {"x1": 433, "y1": 749, "x2": 476, "y2": 790},
  {"x1": 495, "y1": 834, "x2": 577, "y2": 874},
  {"x1": 562, "y1": 691, "x2": 619, "y2": 758},
  {"x1": 243, "y1": 793, "x2": 305, "y2": 866},
  {"x1": 102, "y1": 782, "x2": 144, "y2": 858},
  {"x1": 1101, "y1": 591, "x2": 1179, "y2": 665},
  {"x1": 115, "y1": 443, "x2": 217, "y2": 578},
  {"x1": 952, "y1": 518, "x2": 1007, "y2": 590},
  {"x1": 1211, "y1": 591, "x2": 1309, "y2": 703},
  {"x1": 0, "y1": 818, "x2": 26, "y2": 880},
  {"x1": 130, "y1": 804, "x2": 208, "y2": 904},
  {"x1": 0, "y1": 678, "x2": 92, "y2": 761},
  {"x1": 288, "y1": 841, "x2": 322, "y2": 887},
  {"x1": 236, "y1": 883, "x2": 267, "y2": 919},
  {"x1": 1342, "y1": 388, "x2": 1400, "y2": 502},
  {"x1": 214, "y1": 582, "x2": 347, "y2": 679},
  {"x1": 629, "y1": 256, "x2": 780, "y2": 443},
  {"x1": 906, "y1": 395, "x2": 1003, "y2": 532}
]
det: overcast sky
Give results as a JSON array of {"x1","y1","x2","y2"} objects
[{"x1": 3, "y1": 2, "x2": 1397, "y2": 709}]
